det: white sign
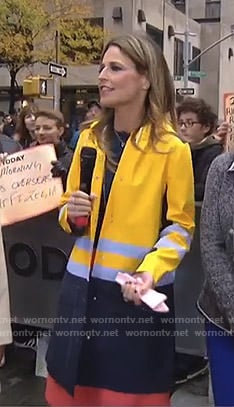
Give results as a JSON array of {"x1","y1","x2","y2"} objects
[
  {"x1": 49, "y1": 62, "x2": 67, "y2": 77},
  {"x1": 176, "y1": 88, "x2": 195, "y2": 96},
  {"x1": 224, "y1": 93, "x2": 234, "y2": 151},
  {"x1": 0, "y1": 145, "x2": 63, "y2": 226}
]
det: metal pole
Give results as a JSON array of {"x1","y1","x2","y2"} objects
[
  {"x1": 53, "y1": 30, "x2": 60, "y2": 110},
  {"x1": 183, "y1": 0, "x2": 189, "y2": 88},
  {"x1": 187, "y1": 31, "x2": 234, "y2": 67}
]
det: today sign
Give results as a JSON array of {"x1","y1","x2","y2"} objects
[{"x1": 0, "y1": 145, "x2": 63, "y2": 226}]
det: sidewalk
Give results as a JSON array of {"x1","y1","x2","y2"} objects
[
  {"x1": 172, "y1": 375, "x2": 210, "y2": 406},
  {"x1": 0, "y1": 345, "x2": 211, "y2": 406}
]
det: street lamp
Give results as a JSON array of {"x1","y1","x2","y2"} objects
[
  {"x1": 169, "y1": 0, "x2": 196, "y2": 88},
  {"x1": 54, "y1": 30, "x2": 60, "y2": 110}
]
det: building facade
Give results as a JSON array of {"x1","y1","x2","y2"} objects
[{"x1": 189, "y1": 0, "x2": 234, "y2": 118}]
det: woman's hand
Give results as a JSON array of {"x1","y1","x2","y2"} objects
[
  {"x1": 51, "y1": 160, "x2": 67, "y2": 179},
  {"x1": 215, "y1": 121, "x2": 230, "y2": 144},
  {"x1": 67, "y1": 191, "x2": 96, "y2": 224},
  {"x1": 121, "y1": 272, "x2": 154, "y2": 305},
  {"x1": 51, "y1": 160, "x2": 68, "y2": 189}
]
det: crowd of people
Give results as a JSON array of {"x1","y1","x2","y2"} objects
[{"x1": 0, "y1": 32, "x2": 233, "y2": 407}]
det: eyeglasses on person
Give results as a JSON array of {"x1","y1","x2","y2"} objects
[{"x1": 177, "y1": 120, "x2": 201, "y2": 128}]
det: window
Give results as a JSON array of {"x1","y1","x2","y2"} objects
[
  {"x1": 146, "y1": 24, "x2": 163, "y2": 50},
  {"x1": 205, "y1": 1, "x2": 221, "y2": 19},
  {"x1": 171, "y1": 0, "x2": 185, "y2": 13},
  {"x1": 174, "y1": 38, "x2": 184, "y2": 76},
  {"x1": 188, "y1": 46, "x2": 201, "y2": 84}
]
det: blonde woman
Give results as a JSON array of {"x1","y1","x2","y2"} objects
[{"x1": 46, "y1": 33, "x2": 195, "y2": 406}]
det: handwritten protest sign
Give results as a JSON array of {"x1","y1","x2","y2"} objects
[
  {"x1": 224, "y1": 93, "x2": 234, "y2": 151},
  {"x1": 0, "y1": 144, "x2": 63, "y2": 225}
]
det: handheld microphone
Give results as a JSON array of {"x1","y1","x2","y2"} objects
[{"x1": 75, "y1": 147, "x2": 97, "y2": 228}]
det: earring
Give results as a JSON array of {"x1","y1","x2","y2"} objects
[{"x1": 143, "y1": 82, "x2": 150, "y2": 90}]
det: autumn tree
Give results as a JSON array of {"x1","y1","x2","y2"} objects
[
  {"x1": 0, "y1": 0, "x2": 104, "y2": 113},
  {"x1": 60, "y1": 18, "x2": 104, "y2": 64}
]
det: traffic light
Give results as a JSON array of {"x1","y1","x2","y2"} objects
[
  {"x1": 23, "y1": 78, "x2": 33, "y2": 96},
  {"x1": 23, "y1": 76, "x2": 47, "y2": 97}
]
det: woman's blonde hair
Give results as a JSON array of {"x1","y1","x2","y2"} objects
[{"x1": 89, "y1": 33, "x2": 177, "y2": 163}]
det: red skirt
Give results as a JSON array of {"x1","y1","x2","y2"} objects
[{"x1": 46, "y1": 375, "x2": 171, "y2": 406}]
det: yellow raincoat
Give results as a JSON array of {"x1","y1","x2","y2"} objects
[{"x1": 59, "y1": 122, "x2": 195, "y2": 286}]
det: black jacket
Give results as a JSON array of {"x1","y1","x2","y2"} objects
[
  {"x1": 191, "y1": 136, "x2": 223, "y2": 201},
  {"x1": 0, "y1": 134, "x2": 22, "y2": 154},
  {"x1": 3, "y1": 123, "x2": 15, "y2": 138},
  {"x1": 54, "y1": 140, "x2": 73, "y2": 171}
]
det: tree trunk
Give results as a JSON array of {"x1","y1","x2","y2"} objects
[{"x1": 9, "y1": 70, "x2": 17, "y2": 114}]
